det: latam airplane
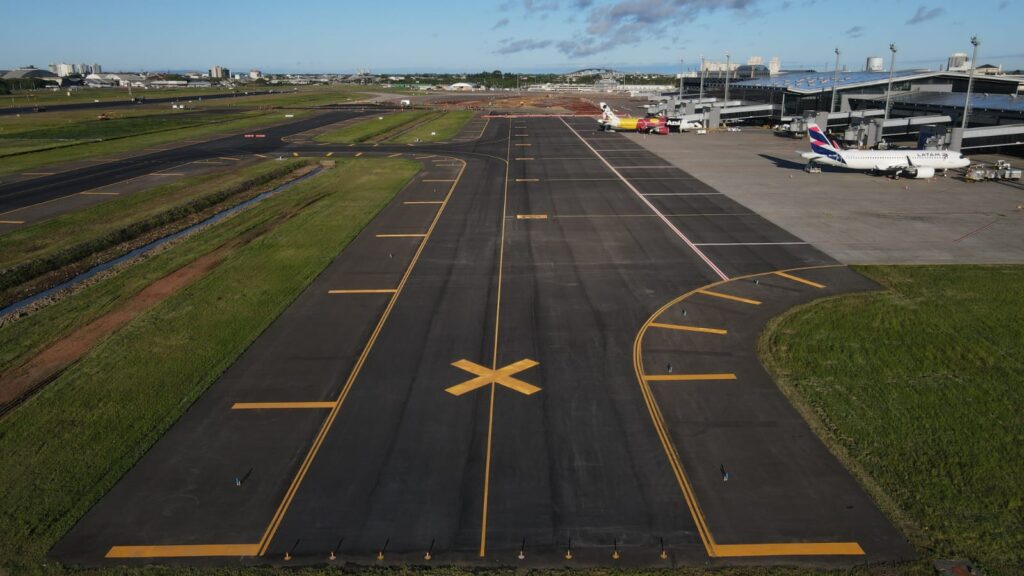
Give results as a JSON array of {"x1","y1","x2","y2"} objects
[{"x1": 801, "y1": 123, "x2": 970, "y2": 178}]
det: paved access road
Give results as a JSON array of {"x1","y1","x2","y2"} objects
[{"x1": 52, "y1": 116, "x2": 914, "y2": 568}]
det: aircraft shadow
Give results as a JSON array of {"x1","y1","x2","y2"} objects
[{"x1": 758, "y1": 153, "x2": 844, "y2": 173}]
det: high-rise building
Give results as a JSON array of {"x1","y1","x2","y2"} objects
[
  {"x1": 249, "y1": 69, "x2": 262, "y2": 79},
  {"x1": 948, "y1": 52, "x2": 970, "y2": 72},
  {"x1": 768, "y1": 56, "x2": 781, "y2": 75},
  {"x1": 209, "y1": 66, "x2": 230, "y2": 79},
  {"x1": 866, "y1": 56, "x2": 884, "y2": 72},
  {"x1": 54, "y1": 63, "x2": 75, "y2": 77},
  {"x1": 92, "y1": 63, "x2": 102, "y2": 74}
]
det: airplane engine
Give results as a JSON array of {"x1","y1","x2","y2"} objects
[{"x1": 911, "y1": 167, "x2": 935, "y2": 179}]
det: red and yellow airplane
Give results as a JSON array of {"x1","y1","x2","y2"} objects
[{"x1": 598, "y1": 102, "x2": 668, "y2": 134}]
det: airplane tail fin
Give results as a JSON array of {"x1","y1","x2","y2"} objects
[
  {"x1": 599, "y1": 102, "x2": 618, "y2": 123},
  {"x1": 807, "y1": 123, "x2": 845, "y2": 161}
]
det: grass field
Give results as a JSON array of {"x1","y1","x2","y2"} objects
[
  {"x1": 760, "y1": 265, "x2": 1024, "y2": 575},
  {"x1": 388, "y1": 110, "x2": 476, "y2": 143},
  {"x1": 3, "y1": 85, "x2": 370, "y2": 108},
  {"x1": 0, "y1": 158, "x2": 419, "y2": 574},
  {"x1": 0, "y1": 159, "x2": 310, "y2": 305},
  {"x1": 314, "y1": 110, "x2": 433, "y2": 144}
]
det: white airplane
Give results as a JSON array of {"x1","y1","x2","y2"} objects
[
  {"x1": 598, "y1": 102, "x2": 702, "y2": 133},
  {"x1": 801, "y1": 123, "x2": 970, "y2": 178}
]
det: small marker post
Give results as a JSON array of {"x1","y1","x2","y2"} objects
[
  {"x1": 721, "y1": 463, "x2": 730, "y2": 482},
  {"x1": 660, "y1": 537, "x2": 668, "y2": 560},
  {"x1": 564, "y1": 537, "x2": 573, "y2": 560},
  {"x1": 329, "y1": 536, "x2": 343, "y2": 561},
  {"x1": 424, "y1": 538, "x2": 434, "y2": 561},
  {"x1": 612, "y1": 539, "x2": 620, "y2": 560},
  {"x1": 285, "y1": 538, "x2": 299, "y2": 561},
  {"x1": 377, "y1": 537, "x2": 389, "y2": 561},
  {"x1": 518, "y1": 538, "x2": 526, "y2": 560}
]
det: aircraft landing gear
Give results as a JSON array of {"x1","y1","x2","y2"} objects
[{"x1": 804, "y1": 163, "x2": 821, "y2": 174}]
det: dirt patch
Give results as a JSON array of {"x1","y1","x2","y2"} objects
[
  {"x1": 437, "y1": 94, "x2": 601, "y2": 115},
  {"x1": 0, "y1": 187, "x2": 327, "y2": 417}
]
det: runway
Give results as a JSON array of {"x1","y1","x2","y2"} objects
[{"x1": 52, "y1": 116, "x2": 913, "y2": 567}]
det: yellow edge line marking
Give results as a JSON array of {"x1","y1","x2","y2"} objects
[
  {"x1": 22, "y1": 172, "x2": 56, "y2": 175},
  {"x1": 514, "y1": 143, "x2": 531, "y2": 146},
  {"x1": 516, "y1": 157, "x2": 534, "y2": 160},
  {"x1": 0, "y1": 220, "x2": 25, "y2": 224},
  {"x1": 150, "y1": 172, "x2": 186, "y2": 176},
  {"x1": 404, "y1": 201, "x2": 444, "y2": 205},
  {"x1": 376, "y1": 234, "x2": 426, "y2": 238},
  {"x1": 219, "y1": 156, "x2": 240, "y2": 161},
  {"x1": 325, "y1": 152, "x2": 334, "y2": 157},
  {"x1": 646, "y1": 374, "x2": 736, "y2": 382},
  {"x1": 649, "y1": 322, "x2": 727, "y2": 335},
  {"x1": 106, "y1": 544, "x2": 260, "y2": 558},
  {"x1": 354, "y1": 152, "x2": 363, "y2": 157},
  {"x1": 516, "y1": 214, "x2": 547, "y2": 220},
  {"x1": 254, "y1": 153, "x2": 269, "y2": 158},
  {"x1": 423, "y1": 179, "x2": 455, "y2": 182},
  {"x1": 697, "y1": 289, "x2": 761, "y2": 305},
  {"x1": 388, "y1": 153, "x2": 402, "y2": 157},
  {"x1": 634, "y1": 264, "x2": 852, "y2": 558},
  {"x1": 774, "y1": 271, "x2": 826, "y2": 289},
  {"x1": 714, "y1": 542, "x2": 865, "y2": 557},
  {"x1": 327, "y1": 289, "x2": 396, "y2": 294},
  {"x1": 79, "y1": 191, "x2": 120, "y2": 196},
  {"x1": 232, "y1": 402, "x2": 334, "y2": 410},
  {"x1": 515, "y1": 178, "x2": 539, "y2": 182},
  {"x1": 257, "y1": 157, "x2": 467, "y2": 556}
]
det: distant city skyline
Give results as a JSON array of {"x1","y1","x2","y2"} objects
[{"x1": 4, "y1": 0, "x2": 1023, "y2": 74}]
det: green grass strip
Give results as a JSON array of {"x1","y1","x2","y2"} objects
[
  {"x1": 313, "y1": 110, "x2": 432, "y2": 144},
  {"x1": 388, "y1": 110, "x2": 476, "y2": 144},
  {"x1": 760, "y1": 265, "x2": 1024, "y2": 575},
  {"x1": 0, "y1": 158, "x2": 419, "y2": 572}
]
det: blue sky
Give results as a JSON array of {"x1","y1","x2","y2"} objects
[{"x1": 4, "y1": 0, "x2": 1022, "y2": 74}]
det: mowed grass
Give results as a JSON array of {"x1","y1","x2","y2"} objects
[
  {"x1": 0, "y1": 158, "x2": 419, "y2": 572},
  {"x1": 388, "y1": 110, "x2": 476, "y2": 144},
  {"x1": 0, "y1": 159, "x2": 306, "y2": 273},
  {"x1": 760, "y1": 265, "x2": 1024, "y2": 574},
  {"x1": 314, "y1": 110, "x2": 433, "y2": 144}
]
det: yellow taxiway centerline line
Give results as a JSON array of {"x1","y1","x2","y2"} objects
[
  {"x1": 0, "y1": 220, "x2": 25, "y2": 225},
  {"x1": 774, "y1": 271, "x2": 826, "y2": 289},
  {"x1": 649, "y1": 322, "x2": 727, "y2": 335},
  {"x1": 355, "y1": 152, "x2": 363, "y2": 157},
  {"x1": 376, "y1": 234, "x2": 426, "y2": 238},
  {"x1": 327, "y1": 289, "x2": 397, "y2": 294},
  {"x1": 696, "y1": 289, "x2": 762, "y2": 305},
  {"x1": 516, "y1": 214, "x2": 548, "y2": 220},
  {"x1": 231, "y1": 402, "x2": 335, "y2": 410},
  {"x1": 714, "y1": 542, "x2": 865, "y2": 557},
  {"x1": 404, "y1": 201, "x2": 444, "y2": 205}
]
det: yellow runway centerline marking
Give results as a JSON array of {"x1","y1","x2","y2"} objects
[
  {"x1": 649, "y1": 322, "x2": 727, "y2": 335},
  {"x1": 376, "y1": 233, "x2": 426, "y2": 238},
  {"x1": 646, "y1": 373, "x2": 737, "y2": 382},
  {"x1": 697, "y1": 289, "x2": 762, "y2": 305},
  {"x1": 106, "y1": 544, "x2": 261, "y2": 558},
  {"x1": 231, "y1": 402, "x2": 334, "y2": 410},
  {"x1": 774, "y1": 271, "x2": 826, "y2": 289},
  {"x1": 327, "y1": 289, "x2": 397, "y2": 294},
  {"x1": 516, "y1": 214, "x2": 548, "y2": 220}
]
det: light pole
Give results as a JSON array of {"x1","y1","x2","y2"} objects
[
  {"x1": 830, "y1": 47, "x2": 841, "y2": 113},
  {"x1": 724, "y1": 51, "x2": 731, "y2": 104},
  {"x1": 961, "y1": 36, "x2": 980, "y2": 129},
  {"x1": 883, "y1": 43, "x2": 897, "y2": 123},
  {"x1": 679, "y1": 57, "x2": 684, "y2": 100},
  {"x1": 698, "y1": 55, "x2": 707, "y2": 128}
]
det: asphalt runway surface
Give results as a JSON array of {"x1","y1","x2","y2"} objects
[{"x1": 51, "y1": 115, "x2": 914, "y2": 567}]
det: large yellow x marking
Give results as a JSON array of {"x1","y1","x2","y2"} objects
[{"x1": 446, "y1": 358, "x2": 541, "y2": 396}]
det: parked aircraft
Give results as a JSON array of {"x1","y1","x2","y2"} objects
[
  {"x1": 599, "y1": 102, "x2": 668, "y2": 134},
  {"x1": 801, "y1": 123, "x2": 970, "y2": 178}
]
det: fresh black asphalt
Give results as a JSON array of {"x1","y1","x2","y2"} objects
[{"x1": 50, "y1": 115, "x2": 914, "y2": 567}]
